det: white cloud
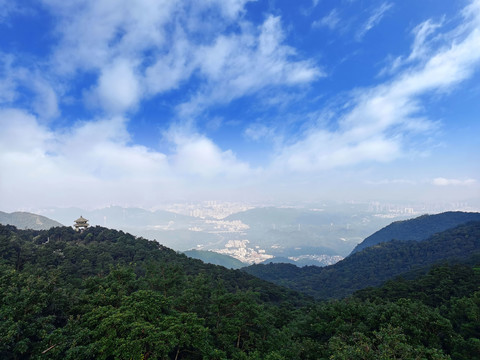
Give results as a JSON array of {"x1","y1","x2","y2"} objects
[
  {"x1": 2, "y1": 0, "x2": 479, "y2": 210},
  {"x1": 40, "y1": 0, "x2": 319, "y2": 119},
  {"x1": 31, "y1": 78, "x2": 60, "y2": 119},
  {"x1": 44, "y1": 0, "x2": 177, "y2": 74},
  {"x1": 0, "y1": 55, "x2": 18, "y2": 104},
  {"x1": 178, "y1": 15, "x2": 322, "y2": 117},
  {"x1": 88, "y1": 59, "x2": 142, "y2": 113},
  {"x1": 0, "y1": 55, "x2": 59, "y2": 119},
  {"x1": 0, "y1": 112, "x2": 174, "y2": 209},
  {"x1": 313, "y1": 9, "x2": 341, "y2": 30},
  {"x1": 52, "y1": 117, "x2": 177, "y2": 186},
  {"x1": 432, "y1": 178, "x2": 477, "y2": 186},
  {"x1": 356, "y1": 2, "x2": 393, "y2": 40},
  {"x1": 380, "y1": 18, "x2": 444, "y2": 77},
  {"x1": 41, "y1": 0, "x2": 182, "y2": 112},
  {"x1": 409, "y1": 19, "x2": 444, "y2": 62},
  {"x1": 173, "y1": 137, "x2": 247, "y2": 177},
  {"x1": 275, "y1": 131, "x2": 400, "y2": 172},
  {"x1": 0, "y1": 109, "x2": 255, "y2": 210},
  {"x1": 206, "y1": 0, "x2": 255, "y2": 19},
  {"x1": 144, "y1": 30, "x2": 195, "y2": 95},
  {"x1": 273, "y1": 1, "x2": 480, "y2": 173},
  {"x1": 366, "y1": 179, "x2": 416, "y2": 186},
  {"x1": 0, "y1": 109, "x2": 53, "y2": 153},
  {"x1": 244, "y1": 123, "x2": 276, "y2": 142},
  {"x1": 165, "y1": 126, "x2": 251, "y2": 178},
  {"x1": 0, "y1": 0, "x2": 325, "y2": 209},
  {"x1": 0, "y1": 110, "x2": 60, "y2": 208},
  {"x1": 463, "y1": 0, "x2": 480, "y2": 25}
]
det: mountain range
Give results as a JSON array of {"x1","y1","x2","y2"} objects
[
  {"x1": 244, "y1": 212, "x2": 480, "y2": 299},
  {"x1": 32, "y1": 204, "x2": 411, "y2": 265},
  {"x1": 0, "y1": 211, "x2": 63, "y2": 230}
]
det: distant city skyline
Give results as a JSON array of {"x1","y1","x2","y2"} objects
[{"x1": 1, "y1": 0, "x2": 479, "y2": 211}]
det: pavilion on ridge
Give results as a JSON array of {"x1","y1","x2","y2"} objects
[{"x1": 74, "y1": 216, "x2": 89, "y2": 232}]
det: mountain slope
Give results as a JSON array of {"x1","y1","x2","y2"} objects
[
  {"x1": 0, "y1": 224, "x2": 308, "y2": 305},
  {"x1": 351, "y1": 211, "x2": 480, "y2": 254},
  {"x1": 183, "y1": 249, "x2": 245, "y2": 269},
  {"x1": 243, "y1": 221, "x2": 480, "y2": 299},
  {"x1": 353, "y1": 261, "x2": 480, "y2": 306},
  {"x1": 1, "y1": 224, "x2": 479, "y2": 359},
  {"x1": 0, "y1": 211, "x2": 63, "y2": 230},
  {"x1": 260, "y1": 254, "x2": 344, "y2": 267}
]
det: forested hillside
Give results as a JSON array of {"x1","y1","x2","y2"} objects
[
  {"x1": 244, "y1": 221, "x2": 480, "y2": 299},
  {"x1": 1, "y1": 224, "x2": 479, "y2": 359},
  {"x1": 351, "y1": 211, "x2": 480, "y2": 254}
]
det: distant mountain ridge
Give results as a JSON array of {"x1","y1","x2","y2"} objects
[
  {"x1": 243, "y1": 220, "x2": 480, "y2": 299},
  {"x1": 224, "y1": 205, "x2": 400, "y2": 258},
  {"x1": 0, "y1": 211, "x2": 63, "y2": 230},
  {"x1": 37, "y1": 206, "x2": 209, "y2": 250},
  {"x1": 350, "y1": 211, "x2": 480, "y2": 255},
  {"x1": 39, "y1": 206, "x2": 195, "y2": 228},
  {"x1": 183, "y1": 250, "x2": 245, "y2": 269},
  {"x1": 261, "y1": 254, "x2": 344, "y2": 267},
  {"x1": 37, "y1": 204, "x2": 414, "y2": 259}
]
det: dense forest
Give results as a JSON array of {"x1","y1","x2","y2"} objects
[
  {"x1": 1, "y1": 223, "x2": 479, "y2": 359},
  {"x1": 244, "y1": 221, "x2": 480, "y2": 299}
]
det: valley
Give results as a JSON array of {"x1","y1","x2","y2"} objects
[{"x1": 7, "y1": 200, "x2": 478, "y2": 266}]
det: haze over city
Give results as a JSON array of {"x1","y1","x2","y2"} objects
[{"x1": 1, "y1": 0, "x2": 480, "y2": 212}]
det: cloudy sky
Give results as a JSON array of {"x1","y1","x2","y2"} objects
[{"x1": 1, "y1": 0, "x2": 479, "y2": 211}]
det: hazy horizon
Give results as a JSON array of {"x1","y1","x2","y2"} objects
[{"x1": 1, "y1": 0, "x2": 479, "y2": 211}]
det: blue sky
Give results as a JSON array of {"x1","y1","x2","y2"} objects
[{"x1": 1, "y1": 0, "x2": 479, "y2": 211}]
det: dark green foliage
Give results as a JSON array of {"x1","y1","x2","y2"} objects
[
  {"x1": 354, "y1": 263, "x2": 480, "y2": 306},
  {"x1": 351, "y1": 211, "x2": 480, "y2": 254},
  {"x1": 244, "y1": 221, "x2": 480, "y2": 299},
  {"x1": 1, "y1": 223, "x2": 479, "y2": 359},
  {"x1": 0, "y1": 224, "x2": 309, "y2": 359},
  {"x1": 353, "y1": 264, "x2": 480, "y2": 360}
]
